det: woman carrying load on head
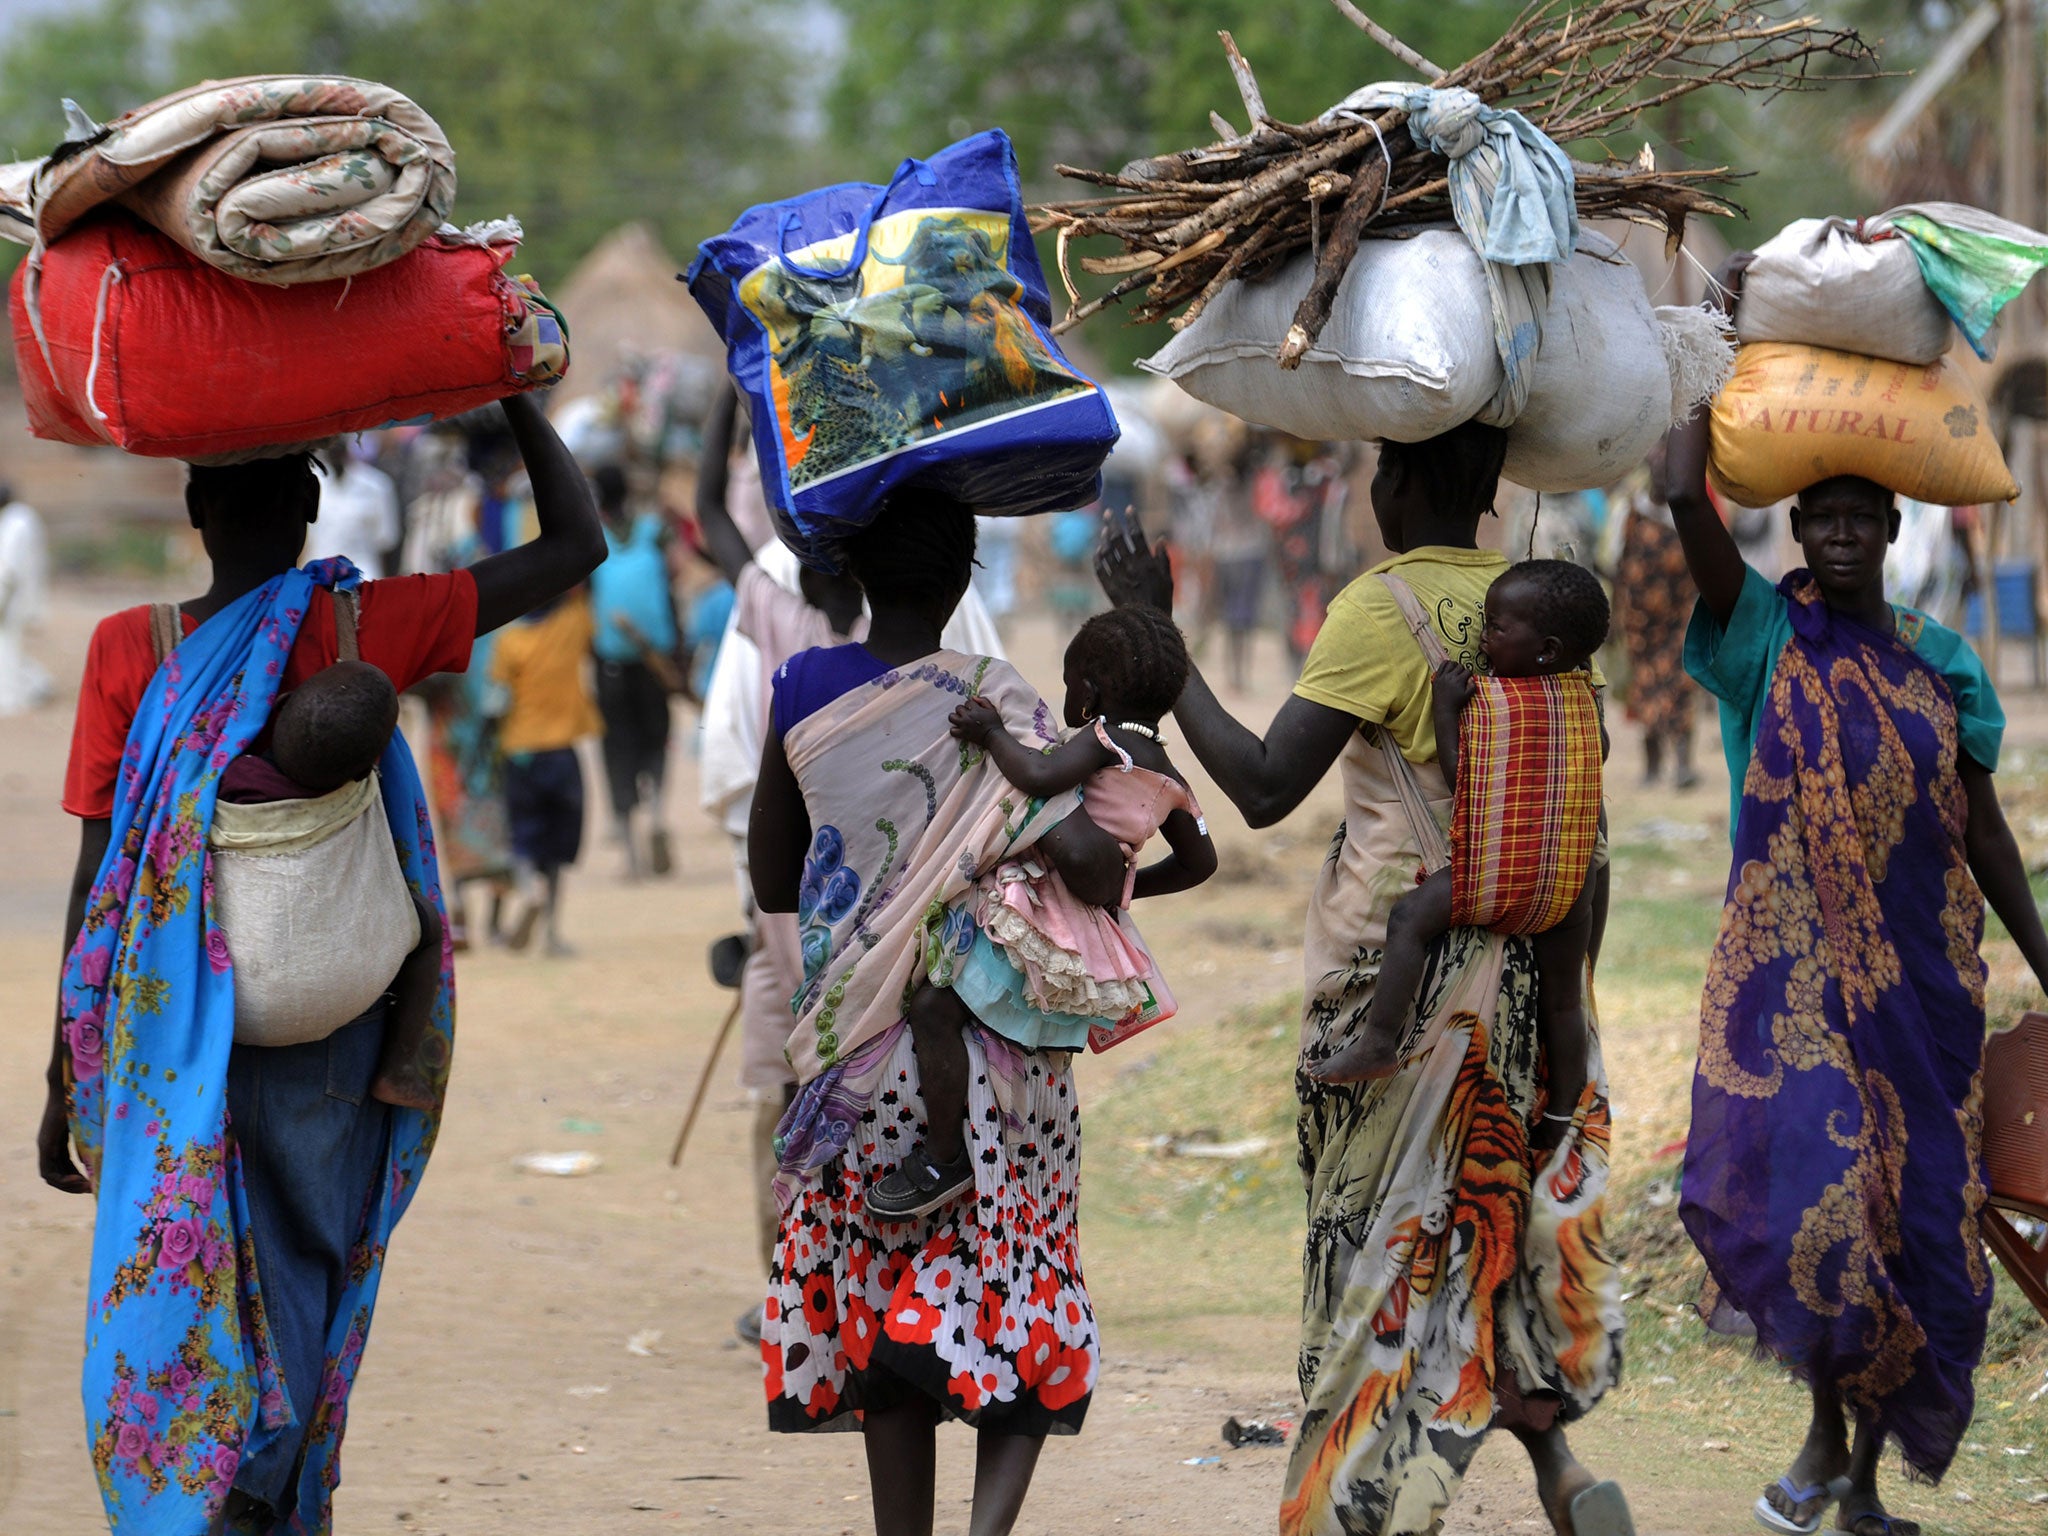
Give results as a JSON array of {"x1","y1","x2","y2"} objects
[
  {"x1": 37, "y1": 397, "x2": 604, "y2": 1536},
  {"x1": 1665, "y1": 258, "x2": 2048, "y2": 1536},
  {"x1": 1097, "y1": 419, "x2": 1629, "y2": 1536},
  {"x1": 748, "y1": 490, "x2": 1129, "y2": 1536}
]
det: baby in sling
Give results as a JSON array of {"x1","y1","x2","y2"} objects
[
  {"x1": 1314, "y1": 558, "x2": 1609, "y2": 1151},
  {"x1": 162, "y1": 596, "x2": 446, "y2": 1108}
]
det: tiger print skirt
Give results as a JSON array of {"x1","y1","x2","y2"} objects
[{"x1": 1279, "y1": 731, "x2": 1623, "y2": 1536}]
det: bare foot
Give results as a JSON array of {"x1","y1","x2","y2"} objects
[{"x1": 1310, "y1": 1030, "x2": 1403, "y2": 1083}]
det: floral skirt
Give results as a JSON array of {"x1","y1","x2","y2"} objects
[{"x1": 764, "y1": 1023, "x2": 1096, "y2": 1436}]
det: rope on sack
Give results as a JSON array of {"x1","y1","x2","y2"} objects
[
  {"x1": 83, "y1": 259, "x2": 126, "y2": 425},
  {"x1": 1321, "y1": 110, "x2": 1396, "y2": 222},
  {"x1": 1307, "y1": 108, "x2": 1397, "y2": 307},
  {"x1": 22, "y1": 238, "x2": 58, "y2": 384}
]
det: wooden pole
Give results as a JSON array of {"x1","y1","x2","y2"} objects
[
  {"x1": 2014, "y1": 0, "x2": 2043, "y2": 304},
  {"x1": 1992, "y1": 0, "x2": 2037, "y2": 682},
  {"x1": 669, "y1": 994, "x2": 744, "y2": 1169}
]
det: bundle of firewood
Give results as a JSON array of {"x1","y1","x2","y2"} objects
[{"x1": 1033, "y1": 0, "x2": 1876, "y2": 365}]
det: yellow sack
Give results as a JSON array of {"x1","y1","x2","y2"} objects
[{"x1": 1708, "y1": 342, "x2": 2017, "y2": 507}]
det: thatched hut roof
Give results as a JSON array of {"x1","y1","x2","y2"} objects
[{"x1": 549, "y1": 222, "x2": 724, "y2": 405}]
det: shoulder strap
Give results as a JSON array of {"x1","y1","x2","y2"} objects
[
  {"x1": 1091, "y1": 718, "x2": 1136, "y2": 773},
  {"x1": 148, "y1": 590, "x2": 357, "y2": 670},
  {"x1": 1368, "y1": 573, "x2": 1453, "y2": 875},
  {"x1": 333, "y1": 587, "x2": 360, "y2": 664},
  {"x1": 148, "y1": 603, "x2": 180, "y2": 667},
  {"x1": 1374, "y1": 572, "x2": 1450, "y2": 669}
]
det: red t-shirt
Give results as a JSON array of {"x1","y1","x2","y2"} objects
[{"x1": 62, "y1": 572, "x2": 479, "y2": 819}]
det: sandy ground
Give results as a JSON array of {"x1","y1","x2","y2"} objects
[{"x1": 3, "y1": 580, "x2": 2039, "y2": 1536}]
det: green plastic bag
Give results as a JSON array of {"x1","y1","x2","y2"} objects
[{"x1": 1889, "y1": 202, "x2": 2048, "y2": 361}]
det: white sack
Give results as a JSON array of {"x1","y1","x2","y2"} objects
[
  {"x1": 1737, "y1": 217, "x2": 1953, "y2": 365},
  {"x1": 1139, "y1": 228, "x2": 1502, "y2": 444},
  {"x1": 211, "y1": 772, "x2": 420, "y2": 1046},
  {"x1": 1503, "y1": 231, "x2": 1674, "y2": 492}
]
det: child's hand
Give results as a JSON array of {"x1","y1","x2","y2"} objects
[
  {"x1": 1430, "y1": 661, "x2": 1475, "y2": 711},
  {"x1": 949, "y1": 696, "x2": 1002, "y2": 745}
]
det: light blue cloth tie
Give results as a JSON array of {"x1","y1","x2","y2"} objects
[{"x1": 1325, "y1": 83, "x2": 1580, "y2": 423}]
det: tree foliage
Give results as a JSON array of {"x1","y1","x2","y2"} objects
[
  {"x1": 822, "y1": 1, "x2": 1955, "y2": 229},
  {"x1": 0, "y1": 0, "x2": 815, "y2": 283},
  {"x1": 0, "y1": 0, "x2": 1974, "y2": 367},
  {"x1": 822, "y1": 0, "x2": 1527, "y2": 190}
]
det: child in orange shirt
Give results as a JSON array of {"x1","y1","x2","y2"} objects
[{"x1": 490, "y1": 592, "x2": 602, "y2": 955}]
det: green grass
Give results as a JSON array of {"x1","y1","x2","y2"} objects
[
  {"x1": 52, "y1": 524, "x2": 175, "y2": 578},
  {"x1": 1082, "y1": 995, "x2": 1306, "y2": 1342}
]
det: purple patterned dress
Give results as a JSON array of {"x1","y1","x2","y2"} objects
[{"x1": 1682, "y1": 572, "x2": 1998, "y2": 1480}]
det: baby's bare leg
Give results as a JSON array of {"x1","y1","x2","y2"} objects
[
  {"x1": 371, "y1": 893, "x2": 445, "y2": 1111},
  {"x1": 1530, "y1": 871, "x2": 1596, "y2": 1149},
  {"x1": 906, "y1": 981, "x2": 973, "y2": 1162},
  {"x1": 1314, "y1": 868, "x2": 1453, "y2": 1083}
]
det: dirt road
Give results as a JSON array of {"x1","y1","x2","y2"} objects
[{"x1": 6, "y1": 580, "x2": 2012, "y2": 1536}]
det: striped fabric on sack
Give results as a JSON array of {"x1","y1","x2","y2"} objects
[{"x1": 1449, "y1": 672, "x2": 1601, "y2": 933}]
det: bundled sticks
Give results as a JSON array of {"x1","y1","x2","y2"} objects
[{"x1": 1034, "y1": 1, "x2": 1877, "y2": 361}]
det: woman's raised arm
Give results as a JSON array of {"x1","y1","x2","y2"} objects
[
  {"x1": 695, "y1": 386, "x2": 755, "y2": 587},
  {"x1": 1097, "y1": 528, "x2": 1356, "y2": 826},
  {"x1": 1662, "y1": 256, "x2": 1754, "y2": 628},
  {"x1": 469, "y1": 395, "x2": 608, "y2": 636}
]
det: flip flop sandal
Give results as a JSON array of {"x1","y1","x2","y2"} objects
[
  {"x1": 1837, "y1": 1513, "x2": 1918, "y2": 1536},
  {"x1": 1753, "y1": 1475, "x2": 1853, "y2": 1535},
  {"x1": 1568, "y1": 1480, "x2": 1636, "y2": 1536}
]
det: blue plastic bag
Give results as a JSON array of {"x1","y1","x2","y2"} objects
[{"x1": 688, "y1": 130, "x2": 1119, "y2": 569}]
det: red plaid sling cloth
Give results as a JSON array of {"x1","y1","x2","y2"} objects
[
  {"x1": 1448, "y1": 672, "x2": 1602, "y2": 933},
  {"x1": 1373, "y1": 571, "x2": 1600, "y2": 935}
]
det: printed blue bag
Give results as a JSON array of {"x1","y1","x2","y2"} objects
[{"x1": 688, "y1": 130, "x2": 1119, "y2": 569}]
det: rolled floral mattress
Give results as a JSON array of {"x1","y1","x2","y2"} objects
[{"x1": 0, "y1": 75, "x2": 456, "y2": 284}]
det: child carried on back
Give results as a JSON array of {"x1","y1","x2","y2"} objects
[
  {"x1": 218, "y1": 660, "x2": 445, "y2": 1109},
  {"x1": 868, "y1": 607, "x2": 1218, "y2": 1218},
  {"x1": 1312, "y1": 559, "x2": 1609, "y2": 1149}
]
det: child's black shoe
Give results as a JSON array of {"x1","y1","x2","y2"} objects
[{"x1": 866, "y1": 1144, "x2": 974, "y2": 1221}]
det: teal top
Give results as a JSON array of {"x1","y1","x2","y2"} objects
[
  {"x1": 591, "y1": 514, "x2": 677, "y2": 663},
  {"x1": 1684, "y1": 565, "x2": 2005, "y2": 837}
]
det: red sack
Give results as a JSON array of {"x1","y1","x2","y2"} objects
[{"x1": 11, "y1": 213, "x2": 568, "y2": 461}]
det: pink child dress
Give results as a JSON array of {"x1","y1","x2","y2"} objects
[{"x1": 975, "y1": 721, "x2": 1201, "y2": 1049}]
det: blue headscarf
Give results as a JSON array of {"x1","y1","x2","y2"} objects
[{"x1": 59, "y1": 559, "x2": 453, "y2": 1534}]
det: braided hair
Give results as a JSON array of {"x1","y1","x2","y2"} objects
[
  {"x1": 1503, "y1": 558, "x2": 1610, "y2": 665},
  {"x1": 1066, "y1": 606, "x2": 1190, "y2": 720}
]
